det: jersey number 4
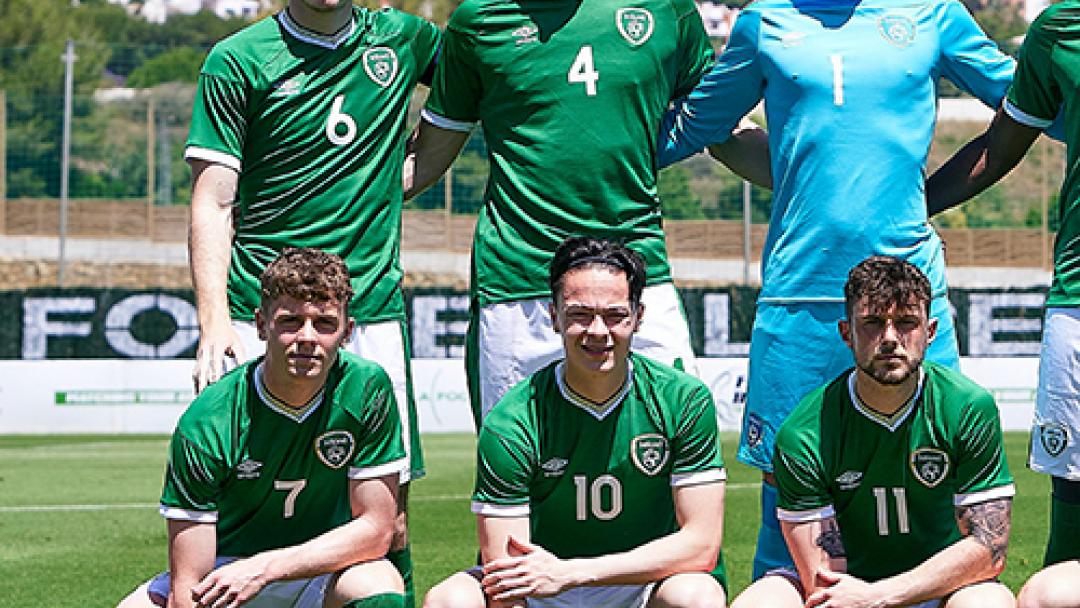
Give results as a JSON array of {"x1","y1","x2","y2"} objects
[
  {"x1": 872, "y1": 486, "x2": 910, "y2": 536},
  {"x1": 568, "y1": 46, "x2": 599, "y2": 96}
]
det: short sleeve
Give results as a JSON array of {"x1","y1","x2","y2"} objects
[
  {"x1": 422, "y1": 11, "x2": 482, "y2": 130},
  {"x1": 472, "y1": 414, "x2": 535, "y2": 517},
  {"x1": 936, "y1": 0, "x2": 1014, "y2": 109},
  {"x1": 670, "y1": 384, "x2": 726, "y2": 486},
  {"x1": 160, "y1": 431, "x2": 228, "y2": 521},
  {"x1": 773, "y1": 420, "x2": 834, "y2": 521},
  {"x1": 672, "y1": 0, "x2": 716, "y2": 98},
  {"x1": 1005, "y1": 12, "x2": 1060, "y2": 128},
  {"x1": 953, "y1": 391, "x2": 1015, "y2": 506},
  {"x1": 658, "y1": 8, "x2": 765, "y2": 166},
  {"x1": 184, "y1": 49, "x2": 250, "y2": 170},
  {"x1": 410, "y1": 15, "x2": 442, "y2": 86},
  {"x1": 341, "y1": 367, "x2": 407, "y2": 480}
]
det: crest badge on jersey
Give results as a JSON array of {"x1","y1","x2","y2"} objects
[
  {"x1": 1039, "y1": 422, "x2": 1069, "y2": 457},
  {"x1": 910, "y1": 447, "x2": 950, "y2": 488},
  {"x1": 631, "y1": 434, "x2": 669, "y2": 476},
  {"x1": 363, "y1": 47, "x2": 399, "y2": 88},
  {"x1": 878, "y1": 14, "x2": 916, "y2": 48},
  {"x1": 315, "y1": 430, "x2": 356, "y2": 469},
  {"x1": 616, "y1": 8, "x2": 654, "y2": 47}
]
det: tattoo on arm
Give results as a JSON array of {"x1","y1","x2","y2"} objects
[
  {"x1": 815, "y1": 519, "x2": 846, "y2": 559},
  {"x1": 956, "y1": 497, "x2": 1012, "y2": 565}
]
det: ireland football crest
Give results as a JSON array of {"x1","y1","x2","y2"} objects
[
  {"x1": 616, "y1": 8, "x2": 654, "y2": 47},
  {"x1": 631, "y1": 434, "x2": 669, "y2": 476},
  {"x1": 910, "y1": 448, "x2": 950, "y2": 488},
  {"x1": 363, "y1": 47, "x2": 399, "y2": 87},
  {"x1": 1040, "y1": 423, "x2": 1069, "y2": 457},
  {"x1": 878, "y1": 14, "x2": 916, "y2": 48},
  {"x1": 315, "y1": 430, "x2": 356, "y2": 469}
]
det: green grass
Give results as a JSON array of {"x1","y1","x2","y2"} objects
[{"x1": 0, "y1": 432, "x2": 1050, "y2": 607}]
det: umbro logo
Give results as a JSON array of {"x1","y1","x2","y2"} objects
[
  {"x1": 835, "y1": 470, "x2": 862, "y2": 490},
  {"x1": 540, "y1": 457, "x2": 568, "y2": 477},
  {"x1": 512, "y1": 24, "x2": 538, "y2": 46},
  {"x1": 273, "y1": 76, "x2": 303, "y2": 96},
  {"x1": 236, "y1": 459, "x2": 262, "y2": 480}
]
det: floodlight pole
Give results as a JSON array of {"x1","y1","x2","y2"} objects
[{"x1": 58, "y1": 39, "x2": 76, "y2": 287}]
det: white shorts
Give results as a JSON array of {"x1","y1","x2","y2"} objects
[
  {"x1": 233, "y1": 318, "x2": 417, "y2": 483},
  {"x1": 147, "y1": 557, "x2": 329, "y2": 607},
  {"x1": 1030, "y1": 307, "x2": 1080, "y2": 480},
  {"x1": 473, "y1": 282, "x2": 698, "y2": 420}
]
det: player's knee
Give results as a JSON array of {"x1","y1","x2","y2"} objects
[
  {"x1": 1018, "y1": 563, "x2": 1080, "y2": 608},
  {"x1": 422, "y1": 572, "x2": 485, "y2": 608},
  {"x1": 729, "y1": 575, "x2": 802, "y2": 608},
  {"x1": 946, "y1": 580, "x2": 1015, "y2": 608},
  {"x1": 649, "y1": 572, "x2": 726, "y2": 608},
  {"x1": 115, "y1": 582, "x2": 164, "y2": 608},
  {"x1": 328, "y1": 559, "x2": 404, "y2": 605}
]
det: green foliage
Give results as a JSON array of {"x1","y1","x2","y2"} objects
[
  {"x1": 659, "y1": 165, "x2": 705, "y2": 219},
  {"x1": 126, "y1": 47, "x2": 205, "y2": 88}
]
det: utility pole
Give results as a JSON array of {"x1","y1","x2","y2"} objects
[{"x1": 58, "y1": 39, "x2": 76, "y2": 287}]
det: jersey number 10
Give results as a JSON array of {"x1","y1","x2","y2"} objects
[{"x1": 574, "y1": 474, "x2": 622, "y2": 520}]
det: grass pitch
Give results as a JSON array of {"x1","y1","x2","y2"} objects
[{"x1": 0, "y1": 432, "x2": 1049, "y2": 607}]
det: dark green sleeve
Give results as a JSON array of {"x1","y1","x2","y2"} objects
[
  {"x1": 423, "y1": 6, "x2": 482, "y2": 124},
  {"x1": 672, "y1": 0, "x2": 716, "y2": 99}
]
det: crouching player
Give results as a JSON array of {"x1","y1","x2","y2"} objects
[
  {"x1": 118, "y1": 247, "x2": 407, "y2": 608},
  {"x1": 765, "y1": 256, "x2": 1015, "y2": 608},
  {"x1": 424, "y1": 236, "x2": 728, "y2": 608}
]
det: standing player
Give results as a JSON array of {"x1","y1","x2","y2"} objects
[
  {"x1": 423, "y1": 237, "x2": 728, "y2": 608},
  {"x1": 185, "y1": 0, "x2": 439, "y2": 601},
  {"x1": 117, "y1": 248, "x2": 407, "y2": 608},
  {"x1": 402, "y1": 0, "x2": 770, "y2": 426},
  {"x1": 927, "y1": 4, "x2": 1080, "y2": 605},
  {"x1": 769, "y1": 256, "x2": 1015, "y2": 608},
  {"x1": 657, "y1": 0, "x2": 1015, "y2": 585}
]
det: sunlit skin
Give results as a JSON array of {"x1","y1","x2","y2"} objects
[
  {"x1": 255, "y1": 295, "x2": 355, "y2": 406},
  {"x1": 839, "y1": 297, "x2": 937, "y2": 416},
  {"x1": 288, "y1": 0, "x2": 352, "y2": 34},
  {"x1": 549, "y1": 266, "x2": 643, "y2": 404}
]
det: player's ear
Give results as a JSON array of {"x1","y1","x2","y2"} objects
[
  {"x1": 838, "y1": 318, "x2": 852, "y2": 347},
  {"x1": 926, "y1": 316, "x2": 938, "y2": 344},
  {"x1": 255, "y1": 307, "x2": 268, "y2": 341},
  {"x1": 632, "y1": 302, "x2": 645, "y2": 332},
  {"x1": 549, "y1": 302, "x2": 561, "y2": 333},
  {"x1": 342, "y1": 317, "x2": 356, "y2": 344}
]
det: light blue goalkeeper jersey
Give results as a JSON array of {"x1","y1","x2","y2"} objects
[{"x1": 659, "y1": 0, "x2": 1013, "y2": 302}]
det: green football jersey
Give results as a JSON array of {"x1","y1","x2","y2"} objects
[
  {"x1": 1005, "y1": 1, "x2": 1080, "y2": 307},
  {"x1": 474, "y1": 353, "x2": 727, "y2": 584},
  {"x1": 423, "y1": 0, "x2": 714, "y2": 306},
  {"x1": 160, "y1": 352, "x2": 406, "y2": 558},
  {"x1": 186, "y1": 7, "x2": 441, "y2": 322},
  {"x1": 773, "y1": 361, "x2": 1015, "y2": 582}
]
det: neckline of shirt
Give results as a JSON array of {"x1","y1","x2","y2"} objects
[
  {"x1": 845, "y1": 367, "x2": 924, "y2": 432},
  {"x1": 555, "y1": 359, "x2": 634, "y2": 421},
  {"x1": 278, "y1": 7, "x2": 357, "y2": 49},
  {"x1": 254, "y1": 362, "x2": 326, "y2": 423}
]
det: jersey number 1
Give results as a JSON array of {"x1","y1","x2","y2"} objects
[{"x1": 568, "y1": 46, "x2": 599, "y2": 96}]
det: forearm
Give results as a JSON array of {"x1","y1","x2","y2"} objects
[
  {"x1": 869, "y1": 536, "x2": 1003, "y2": 607},
  {"x1": 565, "y1": 527, "x2": 720, "y2": 587},
  {"x1": 253, "y1": 513, "x2": 393, "y2": 584},
  {"x1": 925, "y1": 132, "x2": 999, "y2": 217},
  {"x1": 707, "y1": 119, "x2": 772, "y2": 189},
  {"x1": 403, "y1": 120, "x2": 470, "y2": 200}
]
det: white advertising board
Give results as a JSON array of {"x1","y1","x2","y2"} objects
[{"x1": 0, "y1": 358, "x2": 1039, "y2": 434}]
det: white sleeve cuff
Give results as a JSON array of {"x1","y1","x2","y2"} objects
[
  {"x1": 160, "y1": 505, "x2": 218, "y2": 523},
  {"x1": 471, "y1": 501, "x2": 530, "y2": 517},
  {"x1": 1003, "y1": 100, "x2": 1054, "y2": 129},
  {"x1": 954, "y1": 484, "x2": 1016, "y2": 507},
  {"x1": 671, "y1": 467, "x2": 727, "y2": 487},
  {"x1": 421, "y1": 109, "x2": 476, "y2": 132},
  {"x1": 349, "y1": 457, "x2": 408, "y2": 480},
  {"x1": 777, "y1": 505, "x2": 836, "y2": 523},
  {"x1": 184, "y1": 146, "x2": 242, "y2": 171}
]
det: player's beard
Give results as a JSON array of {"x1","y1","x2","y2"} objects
[{"x1": 858, "y1": 352, "x2": 922, "y2": 386}]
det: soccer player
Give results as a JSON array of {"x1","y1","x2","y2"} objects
[
  {"x1": 926, "y1": 4, "x2": 1080, "y2": 606},
  {"x1": 766, "y1": 255, "x2": 1015, "y2": 608},
  {"x1": 657, "y1": 0, "x2": 1016, "y2": 585},
  {"x1": 117, "y1": 248, "x2": 407, "y2": 608},
  {"x1": 185, "y1": 0, "x2": 439, "y2": 601},
  {"x1": 402, "y1": 0, "x2": 771, "y2": 427},
  {"x1": 423, "y1": 236, "x2": 728, "y2": 608}
]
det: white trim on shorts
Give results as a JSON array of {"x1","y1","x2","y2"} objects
[
  {"x1": 147, "y1": 557, "x2": 330, "y2": 607},
  {"x1": 476, "y1": 282, "x2": 698, "y2": 420},
  {"x1": 1029, "y1": 307, "x2": 1080, "y2": 480},
  {"x1": 232, "y1": 319, "x2": 416, "y2": 484}
]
